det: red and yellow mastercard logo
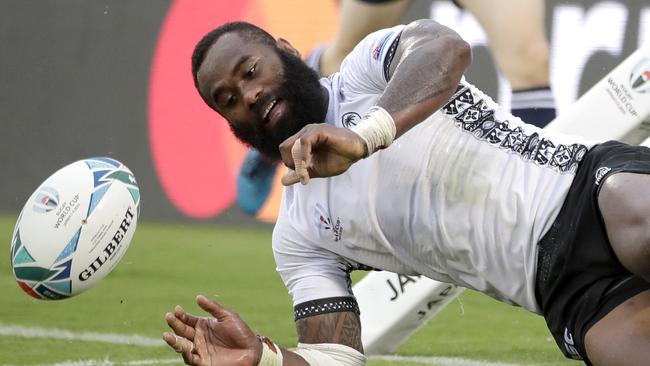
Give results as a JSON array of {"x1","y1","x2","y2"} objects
[{"x1": 148, "y1": 0, "x2": 338, "y2": 221}]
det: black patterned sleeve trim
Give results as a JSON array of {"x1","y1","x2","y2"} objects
[
  {"x1": 383, "y1": 32, "x2": 402, "y2": 81},
  {"x1": 294, "y1": 296, "x2": 360, "y2": 321}
]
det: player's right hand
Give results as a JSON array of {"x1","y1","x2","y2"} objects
[
  {"x1": 279, "y1": 123, "x2": 367, "y2": 186},
  {"x1": 163, "y1": 295, "x2": 262, "y2": 366}
]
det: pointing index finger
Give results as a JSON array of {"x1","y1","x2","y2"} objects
[
  {"x1": 281, "y1": 169, "x2": 301, "y2": 186},
  {"x1": 279, "y1": 134, "x2": 300, "y2": 170},
  {"x1": 291, "y1": 139, "x2": 310, "y2": 185}
]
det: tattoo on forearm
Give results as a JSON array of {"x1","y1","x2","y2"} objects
[{"x1": 296, "y1": 312, "x2": 363, "y2": 353}]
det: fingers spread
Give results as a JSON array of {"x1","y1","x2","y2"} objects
[
  {"x1": 163, "y1": 332, "x2": 193, "y2": 353},
  {"x1": 197, "y1": 294, "x2": 231, "y2": 321},
  {"x1": 165, "y1": 312, "x2": 196, "y2": 341},
  {"x1": 175, "y1": 305, "x2": 199, "y2": 328},
  {"x1": 163, "y1": 332, "x2": 182, "y2": 351},
  {"x1": 163, "y1": 332, "x2": 200, "y2": 365}
]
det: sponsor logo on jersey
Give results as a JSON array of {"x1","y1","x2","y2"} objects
[
  {"x1": 313, "y1": 203, "x2": 343, "y2": 241},
  {"x1": 314, "y1": 203, "x2": 332, "y2": 230},
  {"x1": 629, "y1": 57, "x2": 650, "y2": 94},
  {"x1": 594, "y1": 166, "x2": 611, "y2": 185},
  {"x1": 342, "y1": 112, "x2": 361, "y2": 128}
]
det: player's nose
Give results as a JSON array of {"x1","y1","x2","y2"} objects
[{"x1": 242, "y1": 84, "x2": 263, "y2": 110}]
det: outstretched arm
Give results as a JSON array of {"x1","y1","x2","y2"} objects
[
  {"x1": 163, "y1": 295, "x2": 364, "y2": 365},
  {"x1": 280, "y1": 19, "x2": 471, "y2": 185}
]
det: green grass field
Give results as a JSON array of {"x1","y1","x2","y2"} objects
[{"x1": 1, "y1": 215, "x2": 577, "y2": 366}]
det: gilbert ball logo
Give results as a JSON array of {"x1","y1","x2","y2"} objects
[
  {"x1": 33, "y1": 186, "x2": 59, "y2": 213},
  {"x1": 629, "y1": 57, "x2": 650, "y2": 94}
]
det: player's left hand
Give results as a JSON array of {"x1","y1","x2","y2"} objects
[
  {"x1": 163, "y1": 295, "x2": 262, "y2": 366},
  {"x1": 279, "y1": 123, "x2": 367, "y2": 186}
]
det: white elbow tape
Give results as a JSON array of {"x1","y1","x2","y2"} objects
[
  {"x1": 350, "y1": 106, "x2": 396, "y2": 157},
  {"x1": 257, "y1": 336, "x2": 283, "y2": 366},
  {"x1": 291, "y1": 343, "x2": 367, "y2": 366}
]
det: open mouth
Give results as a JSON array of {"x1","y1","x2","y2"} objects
[
  {"x1": 261, "y1": 98, "x2": 287, "y2": 129},
  {"x1": 262, "y1": 98, "x2": 278, "y2": 123}
]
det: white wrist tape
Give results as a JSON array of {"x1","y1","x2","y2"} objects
[
  {"x1": 291, "y1": 343, "x2": 367, "y2": 366},
  {"x1": 350, "y1": 106, "x2": 396, "y2": 157},
  {"x1": 257, "y1": 336, "x2": 283, "y2": 366}
]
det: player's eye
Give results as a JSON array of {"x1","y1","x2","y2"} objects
[
  {"x1": 246, "y1": 64, "x2": 256, "y2": 78},
  {"x1": 218, "y1": 94, "x2": 236, "y2": 108}
]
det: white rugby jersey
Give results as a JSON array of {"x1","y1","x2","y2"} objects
[{"x1": 273, "y1": 25, "x2": 594, "y2": 314}]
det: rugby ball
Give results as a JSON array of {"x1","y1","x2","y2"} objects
[{"x1": 10, "y1": 157, "x2": 140, "y2": 300}]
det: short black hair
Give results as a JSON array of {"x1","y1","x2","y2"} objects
[{"x1": 191, "y1": 21, "x2": 276, "y2": 89}]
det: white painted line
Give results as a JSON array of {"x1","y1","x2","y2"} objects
[
  {"x1": 370, "y1": 355, "x2": 527, "y2": 366},
  {"x1": 0, "y1": 324, "x2": 528, "y2": 366},
  {"x1": 2, "y1": 359, "x2": 182, "y2": 366},
  {"x1": 120, "y1": 360, "x2": 180, "y2": 366},
  {"x1": 3, "y1": 357, "x2": 526, "y2": 366},
  {"x1": 0, "y1": 324, "x2": 164, "y2": 347}
]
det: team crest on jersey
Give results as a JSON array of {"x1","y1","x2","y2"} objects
[
  {"x1": 342, "y1": 112, "x2": 361, "y2": 128},
  {"x1": 442, "y1": 85, "x2": 587, "y2": 173},
  {"x1": 629, "y1": 57, "x2": 650, "y2": 94},
  {"x1": 313, "y1": 203, "x2": 343, "y2": 241}
]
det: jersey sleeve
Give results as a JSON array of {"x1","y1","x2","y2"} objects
[
  {"x1": 338, "y1": 24, "x2": 405, "y2": 95},
  {"x1": 272, "y1": 224, "x2": 360, "y2": 320}
]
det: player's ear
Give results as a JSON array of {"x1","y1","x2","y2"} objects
[{"x1": 276, "y1": 38, "x2": 301, "y2": 58}]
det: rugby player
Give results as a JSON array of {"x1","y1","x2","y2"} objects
[
  {"x1": 164, "y1": 20, "x2": 650, "y2": 366},
  {"x1": 237, "y1": 0, "x2": 555, "y2": 216}
]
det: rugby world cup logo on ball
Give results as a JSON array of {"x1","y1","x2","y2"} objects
[
  {"x1": 629, "y1": 57, "x2": 650, "y2": 94},
  {"x1": 10, "y1": 157, "x2": 140, "y2": 300},
  {"x1": 33, "y1": 187, "x2": 59, "y2": 213}
]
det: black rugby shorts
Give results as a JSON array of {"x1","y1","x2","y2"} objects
[{"x1": 535, "y1": 140, "x2": 650, "y2": 364}]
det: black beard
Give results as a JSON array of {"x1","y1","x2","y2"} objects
[{"x1": 229, "y1": 48, "x2": 327, "y2": 160}]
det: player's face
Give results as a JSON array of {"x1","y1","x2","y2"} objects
[{"x1": 196, "y1": 32, "x2": 326, "y2": 160}]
